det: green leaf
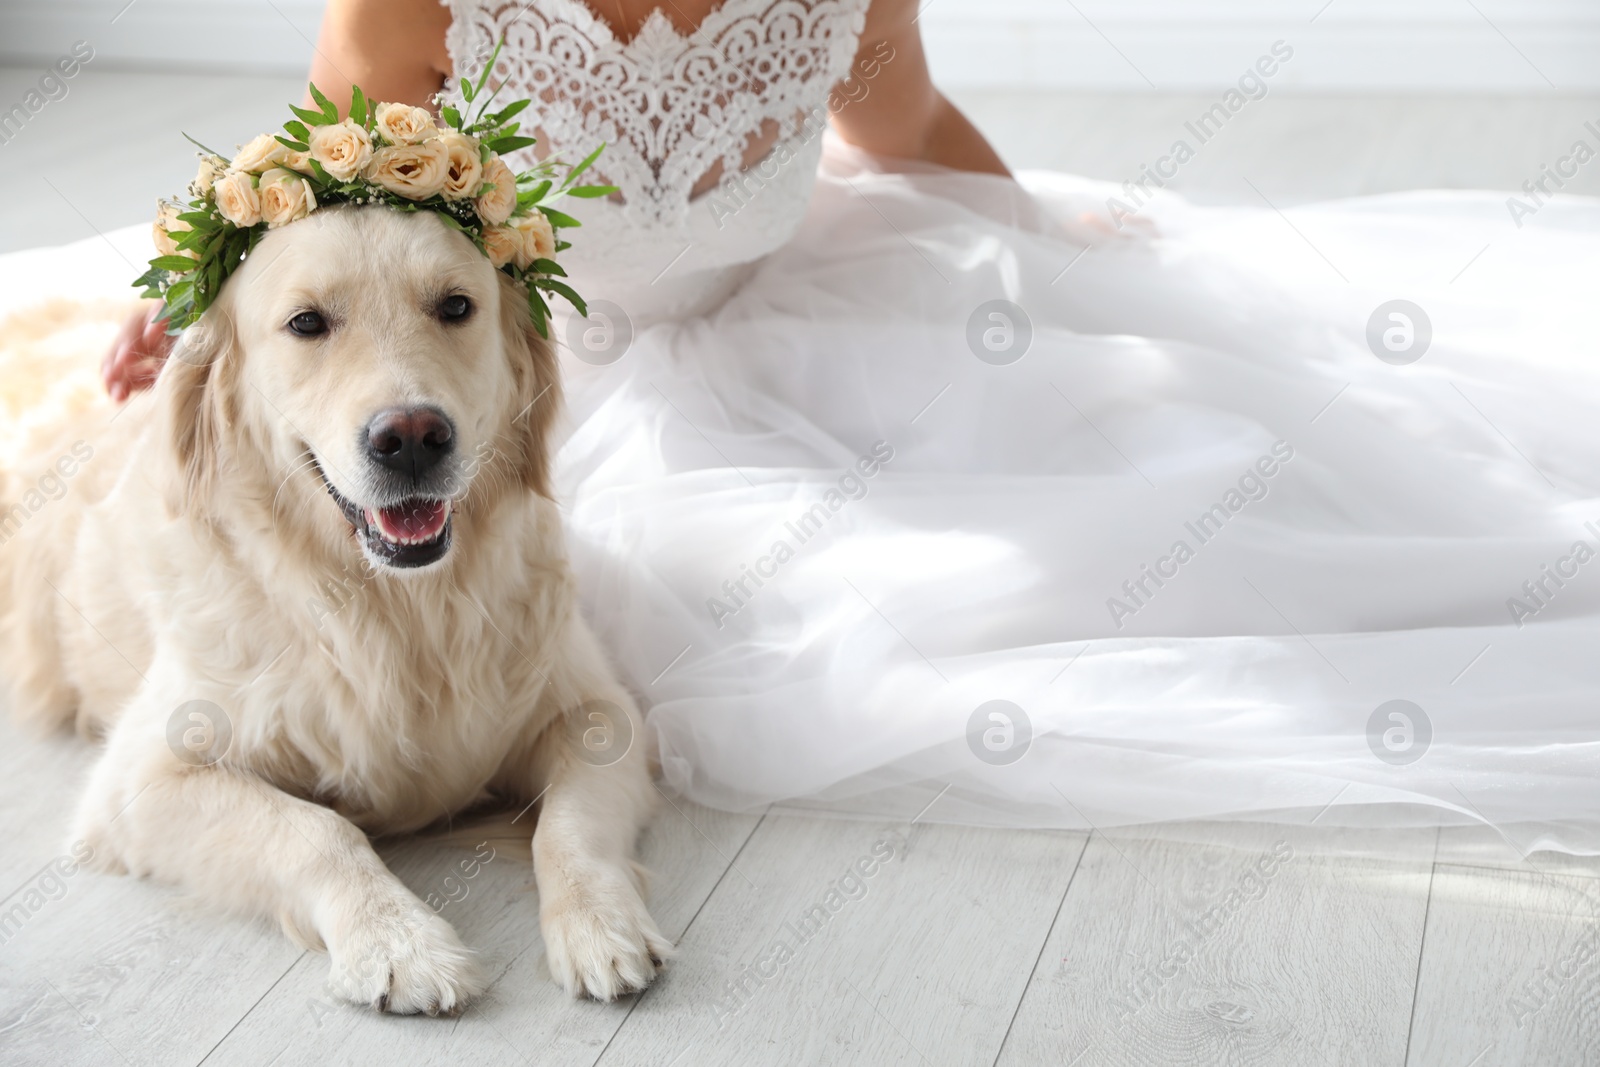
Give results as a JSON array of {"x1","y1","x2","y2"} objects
[
  {"x1": 182, "y1": 131, "x2": 230, "y2": 162},
  {"x1": 539, "y1": 208, "x2": 582, "y2": 229},
  {"x1": 223, "y1": 231, "x2": 248, "y2": 274},
  {"x1": 563, "y1": 185, "x2": 613, "y2": 198},
  {"x1": 493, "y1": 99, "x2": 531, "y2": 124},
  {"x1": 174, "y1": 228, "x2": 212, "y2": 253},
  {"x1": 530, "y1": 257, "x2": 565, "y2": 276},
  {"x1": 442, "y1": 106, "x2": 462, "y2": 130},
  {"x1": 533, "y1": 277, "x2": 587, "y2": 317},
  {"x1": 349, "y1": 85, "x2": 367, "y2": 126},
  {"x1": 308, "y1": 81, "x2": 339, "y2": 122},
  {"x1": 150, "y1": 254, "x2": 199, "y2": 273},
  {"x1": 475, "y1": 38, "x2": 504, "y2": 98},
  {"x1": 461, "y1": 77, "x2": 476, "y2": 103},
  {"x1": 485, "y1": 135, "x2": 536, "y2": 154},
  {"x1": 284, "y1": 119, "x2": 310, "y2": 142},
  {"x1": 564, "y1": 143, "x2": 605, "y2": 185},
  {"x1": 527, "y1": 283, "x2": 549, "y2": 338},
  {"x1": 289, "y1": 103, "x2": 330, "y2": 128},
  {"x1": 176, "y1": 210, "x2": 221, "y2": 230},
  {"x1": 520, "y1": 178, "x2": 552, "y2": 202},
  {"x1": 275, "y1": 134, "x2": 310, "y2": 153}
]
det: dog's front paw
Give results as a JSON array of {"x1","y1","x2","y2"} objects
[
  {"x1": 540, "y1": 865, "x2": 673, "y2": 1001},
  {"x1": 327, "y1": 902, "x2": 487, "y2": 1015}
]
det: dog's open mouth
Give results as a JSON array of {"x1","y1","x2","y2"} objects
[{"x1": 316, "y1": 466, "x2": 453, "y2": 569}]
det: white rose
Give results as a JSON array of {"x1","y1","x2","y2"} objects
[
  {"x1": 189, "y1": 155, "x2": 226, "y2": 198},
  {"x1": 152, "y1": 202, "x2": 195, "y2": 260},
  {"x1": 230, "y1": 132, "x2": 290, "y2": 174},
  {"x1": 474, "y1": 155, "x2": 517, "y2": 226},
  {"x1": 309, "y1": 119, "x2": 373, "y2": 182},
  {"x1": 481, "y1": 225, "x2": 519, "y2": 268},
  {"x1": 438, "y1": 131, "x2": 484, "y2": 202},
  {"x1": 258, "y1": 167, "x2": 319, "y2": 228},
  {"x1": 213, "y1": 170, "x2": 262, "y2": 228},
  {"x1": 510, "y1": 212, "x2": 555, "y2": 269},
  {"x1": 374, "y1": 102, "x2": 440, "y2": 146},
  {"x1": 363, "y1": 140, "x2": 449, "y2": 200}
]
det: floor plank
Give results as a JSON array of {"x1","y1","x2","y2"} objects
[
  {"x1": 995, "y1": 822, "x2": 1438, "y2": 1067},
  {"x1": 0, "y1": 716, "x2": 305, "y2": 1067},
  {"x1": 593, "y1": 813, "x2": 1088, "y2": 1067},
  {"x1": 1406, "y1": 862, "x2": 1600, "y2": 1067},
  {"x1": 197, "y1": 798, "x2": 763, "y2": 1067}
]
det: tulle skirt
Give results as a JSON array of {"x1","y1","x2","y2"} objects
[
  {"x1": 554, "y1": 142, "x2": 1600, "y2": 852},
  {"x1": 5, "y1": 142, "x2": 1599, "y2": 851}
]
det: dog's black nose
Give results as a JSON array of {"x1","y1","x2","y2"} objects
[{"x1": 364, "y1": 406, "x2": 455, "y2": 478}]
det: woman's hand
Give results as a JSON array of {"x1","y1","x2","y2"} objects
[{"x1": 103, "y1": 303, "x2": 173, "y2": 401}]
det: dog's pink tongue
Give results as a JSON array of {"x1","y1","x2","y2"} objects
[{"x1": 373, "y1": 500, "x2": 448, "y2": 542}]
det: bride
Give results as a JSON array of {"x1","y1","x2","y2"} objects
[{"x1": 86, "y1": 0, "x2": 1600, "y2": 850}]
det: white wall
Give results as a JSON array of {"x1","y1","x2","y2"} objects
[
  {"x1": 2, "y1": 0, "x2": 1597, "y2": 91},
  {"x1": 919, "y1": 0, "x2": 1600, "y2": 91}
]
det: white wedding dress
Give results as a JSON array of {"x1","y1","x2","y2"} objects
[
  {"x1": 435, "y1": 0, "x2": 1600, "y2": 852},
  {"x1": 4, "y1": 0, "x2": 1599, "y2": 851}
]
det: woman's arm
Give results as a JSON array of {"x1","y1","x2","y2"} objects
[
  {"x1": 303, "y1": 0, "x2": 452, "y2": 113},
  {"x1": 104, "y1": 0, "x2": 452, "y2": 400},
  {"x1": 829, "y1": 0, "x2": 1009, "y2": 177}
]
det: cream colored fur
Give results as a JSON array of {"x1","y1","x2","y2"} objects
[{"x1": 0, "y1": 208, "x2": 670, "y2": 1013}]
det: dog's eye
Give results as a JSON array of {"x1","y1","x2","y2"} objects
[
  {"x1": 287, "y1": 310, "x2": 328, "y2": 337},
  {"x1": 438, "y1": 294, "x2": 473, "y2": 323}
]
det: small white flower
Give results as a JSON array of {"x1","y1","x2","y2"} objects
[{"x1": 190, "y1": 155, "x2": 226, "y2": 198}]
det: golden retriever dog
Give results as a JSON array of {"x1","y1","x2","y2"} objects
[{"x1": 0, "y1": 206, "x2": 671, "y2": 1013}]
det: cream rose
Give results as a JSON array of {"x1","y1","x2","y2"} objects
[
  {"x1": 152, "y1": 202, "x2": 195, "y2": 260},
  {"x1": 481, "y1": 225, "x2": 520, "y2": 268},
  {"x1": 364, "y1": 140, "x2": 449, "y2": 200},
  {"x1": 213, "y1": 170, "x2": 262, "y2": 228},
  {"x1": 309, "y1": 119, "x2": 373, "y2": 182},
  {"x1": 281, "y1": 147, "x2": 314, "y2": 175},
  {"x1": 510, "y1": 212, "x2": 556, "y2": 269},
  {"x1": 474, "y1": 155, "x2": 517, "y2": 225},
  {"x1": 258, "y1": 168, "x2": 318, "y2": 228},
  {"x1": 438, "y1": 131, "x2": 484, "y2": 202},
  {"x1": 374, "y1": 102, "x2": 440, "y2": 145},
  {"x1": 189, "y1": 154, "x2": 226, "y2": 198},
  {"x1": 230, "y1": 132, "x2": 290, "y2": 174}
]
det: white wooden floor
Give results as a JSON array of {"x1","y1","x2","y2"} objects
[
  {"x1": 4, "y1": 68, "x2": 1600, "y2": 1066},
  {"x1": 6, "y1": 708, "x2": 1600, "y2": 1067}
]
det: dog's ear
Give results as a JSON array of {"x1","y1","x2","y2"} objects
[
  {"x1": 499, "y1": 278, "x2": 563, "y2": 499},
  {"x1": 155, "y1": 306, "x2": 240, "y2": 519}
]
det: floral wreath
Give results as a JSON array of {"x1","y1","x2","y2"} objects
[{"x1": 135, "y1": 42, "x2": 611, "y2": 337}]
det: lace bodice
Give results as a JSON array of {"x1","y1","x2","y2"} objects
[{"x1": 442, "y1": 0, "x2": 871, "y2": 316}]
